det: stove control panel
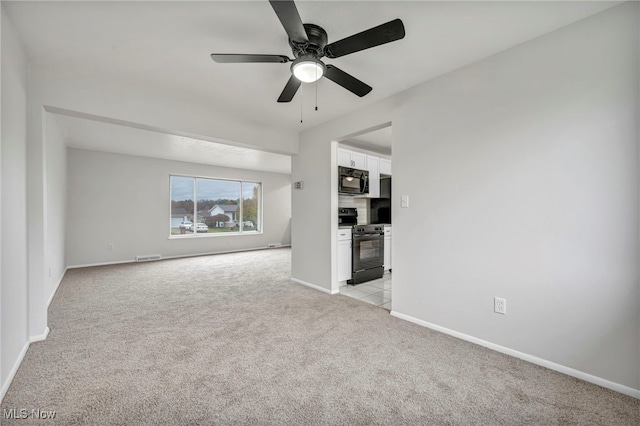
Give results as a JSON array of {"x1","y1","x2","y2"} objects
[{"x1": 353, "y1": 225, "x2": 384, "y2": 235}]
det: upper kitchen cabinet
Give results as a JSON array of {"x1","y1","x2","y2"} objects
[
  {"x1": 379, "y1": 158, "x2": 392, "y2": 175},
  {"x1": 338, "y1": 148, "x2": 367, "y2": 170},
  {"x1": 366, "y1": 155, "x2": 380, "y2": 198}
]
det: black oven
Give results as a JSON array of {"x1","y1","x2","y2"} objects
[
  {"x1": 349, "y1": 225, "x2": 384, "y2": 284},
  {"x1": 339, "y1": 166, "x2": 369, "y2": 195}
]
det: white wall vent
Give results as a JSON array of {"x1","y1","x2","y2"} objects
[
  {"x1": 267, "y1": 243, "x2": 282, "y2": 249},
  {"x1": 135, "y1": 254, "x2": 162, "y2": 262}
]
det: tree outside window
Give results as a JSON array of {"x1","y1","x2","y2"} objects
[{"x1": 242, "y1": 182, "x2": 260, "y2": 232}]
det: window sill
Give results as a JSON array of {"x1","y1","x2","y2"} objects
[{"x1": 168, "y1": 231, "x2": 263, "y2": 240}]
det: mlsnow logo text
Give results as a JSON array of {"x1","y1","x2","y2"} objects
[{"x1": 3, "y1": 408, "x2": 56, "y2": 420}]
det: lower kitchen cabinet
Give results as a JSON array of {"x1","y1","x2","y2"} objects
[{"x1": 338, "y1": 228, "x2": 352, "y2": 282}]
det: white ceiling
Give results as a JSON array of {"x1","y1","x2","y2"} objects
[
  {"x1": 342, "y1": 125, "x2": 393, "y2": 156},
  {"x1": 4, "y1": 0, "x2": 620, "y2": 164}
]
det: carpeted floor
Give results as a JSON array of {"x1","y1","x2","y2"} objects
[{"x1": 1, "y1": 248, "x2": 638, "y2": 425}]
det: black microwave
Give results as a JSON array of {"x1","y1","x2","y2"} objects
[{"x1": 338, "y1": 166, "x2": 369, "y2": 195}]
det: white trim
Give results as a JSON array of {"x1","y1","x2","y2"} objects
[
  {"x1": 390, "y1": 311, "x2": 640, "y2": 400},
  {"x1": 30, "y1": 327, "x2": 50, "y2": 343},
  {"x1": 1, "y1": 327, "x2": 51, "y2": 402},
  {"x1": 66, "y1": 245, "x2": 292, "y2": 269},
  {"x1": 47, "y1": 267, "x2": 68, "y2": 307},
  {"x1": 291, "y1": 277, "x2": 339, "y2": 295},
  {"x1": 67, "y1": 259, "x2": 134, "y2": 269},
  {"x1": 161, "y1": 245, "x2": 292, "y2": 261},
  {"x1": 0, "y1": 341, "x2": 29, "y2": 402},
  {"x1": 167, "y1": 230, "x2": 264, "y2": 240}
]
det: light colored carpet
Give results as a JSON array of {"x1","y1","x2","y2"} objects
[{"x1": 2, "y1": 248, "x2": 638, "y2": 425}]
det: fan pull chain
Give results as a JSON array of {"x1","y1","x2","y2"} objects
[
  {"x1": 315, "y1": 67, "x2": 319, "y2": 111},
  {"x1": 300, "y1": 89, "x2": 304, "y2": 124}
]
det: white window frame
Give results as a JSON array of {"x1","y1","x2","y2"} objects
[{"x1": 169, "y1": 174, "x2": 263, "y2": 238}]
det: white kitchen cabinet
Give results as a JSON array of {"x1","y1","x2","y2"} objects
[
  {"x1": 337, "y1": 228, "x2": 352, "y2": 282},
  {"x1": 366, "y1": 155, "x2": 380, "y2": 198},
  {"x1": 337, "y1": 149, "x2": 352, "y2": 168},
  {"x1": 338, "y1": 148, "x2": 367, "y2": 170},
  {"x1": 379, "y1": 158, "x2": 392, "y2": 175},
  {"x1": 384, "y1": 226, "x2": 392, "y2": 272}
]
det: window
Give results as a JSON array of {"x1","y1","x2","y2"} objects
[{"x1": 170, "y1": 175, "x2": 261, "y2": 236}]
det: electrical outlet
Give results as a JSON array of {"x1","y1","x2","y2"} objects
[
  {"x1": 107, "y1": 243, "x2": 113, "y2": 251},
  {"x1": 494, "y1": 297, "x2": 506, "y2": 315}
]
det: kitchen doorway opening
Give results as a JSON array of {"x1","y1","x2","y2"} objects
[{"x1": 337, "y1": 123, "x2": 392, "y2": 310}]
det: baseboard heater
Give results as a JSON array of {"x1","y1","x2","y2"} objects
[{"x1": 135, "y1": 254, "x2": 162, "y2": 262}]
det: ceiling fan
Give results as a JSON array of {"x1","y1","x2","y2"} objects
[{"x1": 211, "y1": 0, "x2": 405, "y2": 103}]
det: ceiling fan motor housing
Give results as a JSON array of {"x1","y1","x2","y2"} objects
[{"x1": 289, "y1": 23, "x2": 328, "y2": 58}]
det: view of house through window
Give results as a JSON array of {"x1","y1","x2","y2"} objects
[{"x1": 170, "y1": 175, "x2": 261, "y2": 236}]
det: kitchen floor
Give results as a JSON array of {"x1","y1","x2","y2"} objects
[{"x1": 339, "y1": 273, "x2": 392, "y2": 310}]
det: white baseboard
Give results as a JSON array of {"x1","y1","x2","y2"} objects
[
  {"x1": 67, "y1": 259, "x2": 135, "y2": 269},
  {"x1": 0, "y1": 341, "x2": 29, "y2": 403},
  {"x1": 67, "y1": 245, "x2": 292, "y2": 270},
  {"x1": 390, "y1": 311, "x2": 640, "y2": 400},
  {"x1": 30, "y1": 327, "x2": 50, "y2": 343},
  {"x1": 291, "y1": 277, "x2": 338, "y2": 295},
  {"x1": 0, "y1": 327, "x2": 51, "y2": 403},
  {"x1": 162, "y1": 245, "x2": 292, "y2": 261},
  {"x1": 47, "y1": 268, "x2": 68, "y2": 307}
]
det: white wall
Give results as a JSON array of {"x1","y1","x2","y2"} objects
[
  {"x1": 66, "y1": 148, "x2": 291, "y2": 266},
  {"x1": 43, "y1": 114, "x2": 67, "y2": 304},
  {"x1": 1, "y1": 7, "x2": 29, "y2": 397},
  {"x1": 393, "y1": 3, "x2": 639, "y2": 392},
  {"x1": 293, "y1": 3, "x2": 639, "y2": 394}
]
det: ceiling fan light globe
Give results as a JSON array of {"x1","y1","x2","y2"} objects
[{"x1": 292, "y1": 59, "x2": 325, "y2": 83}]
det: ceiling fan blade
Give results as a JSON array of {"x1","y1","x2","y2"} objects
[
  {"x1": 269, "y1": 0, "x2": 308, "y2": 43},
  {"x1": 277, "y1": 75, "x2": 302, "y2": 102},
  {"x1": 324, "y1": 65, "x2": 372, "y2": 97},
  {"x1": 211, "y1": 54, "x2": 291, "y2": 63},
  {"x1": 324, "y1": 19, "x2": 405, "y2": 59}
]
